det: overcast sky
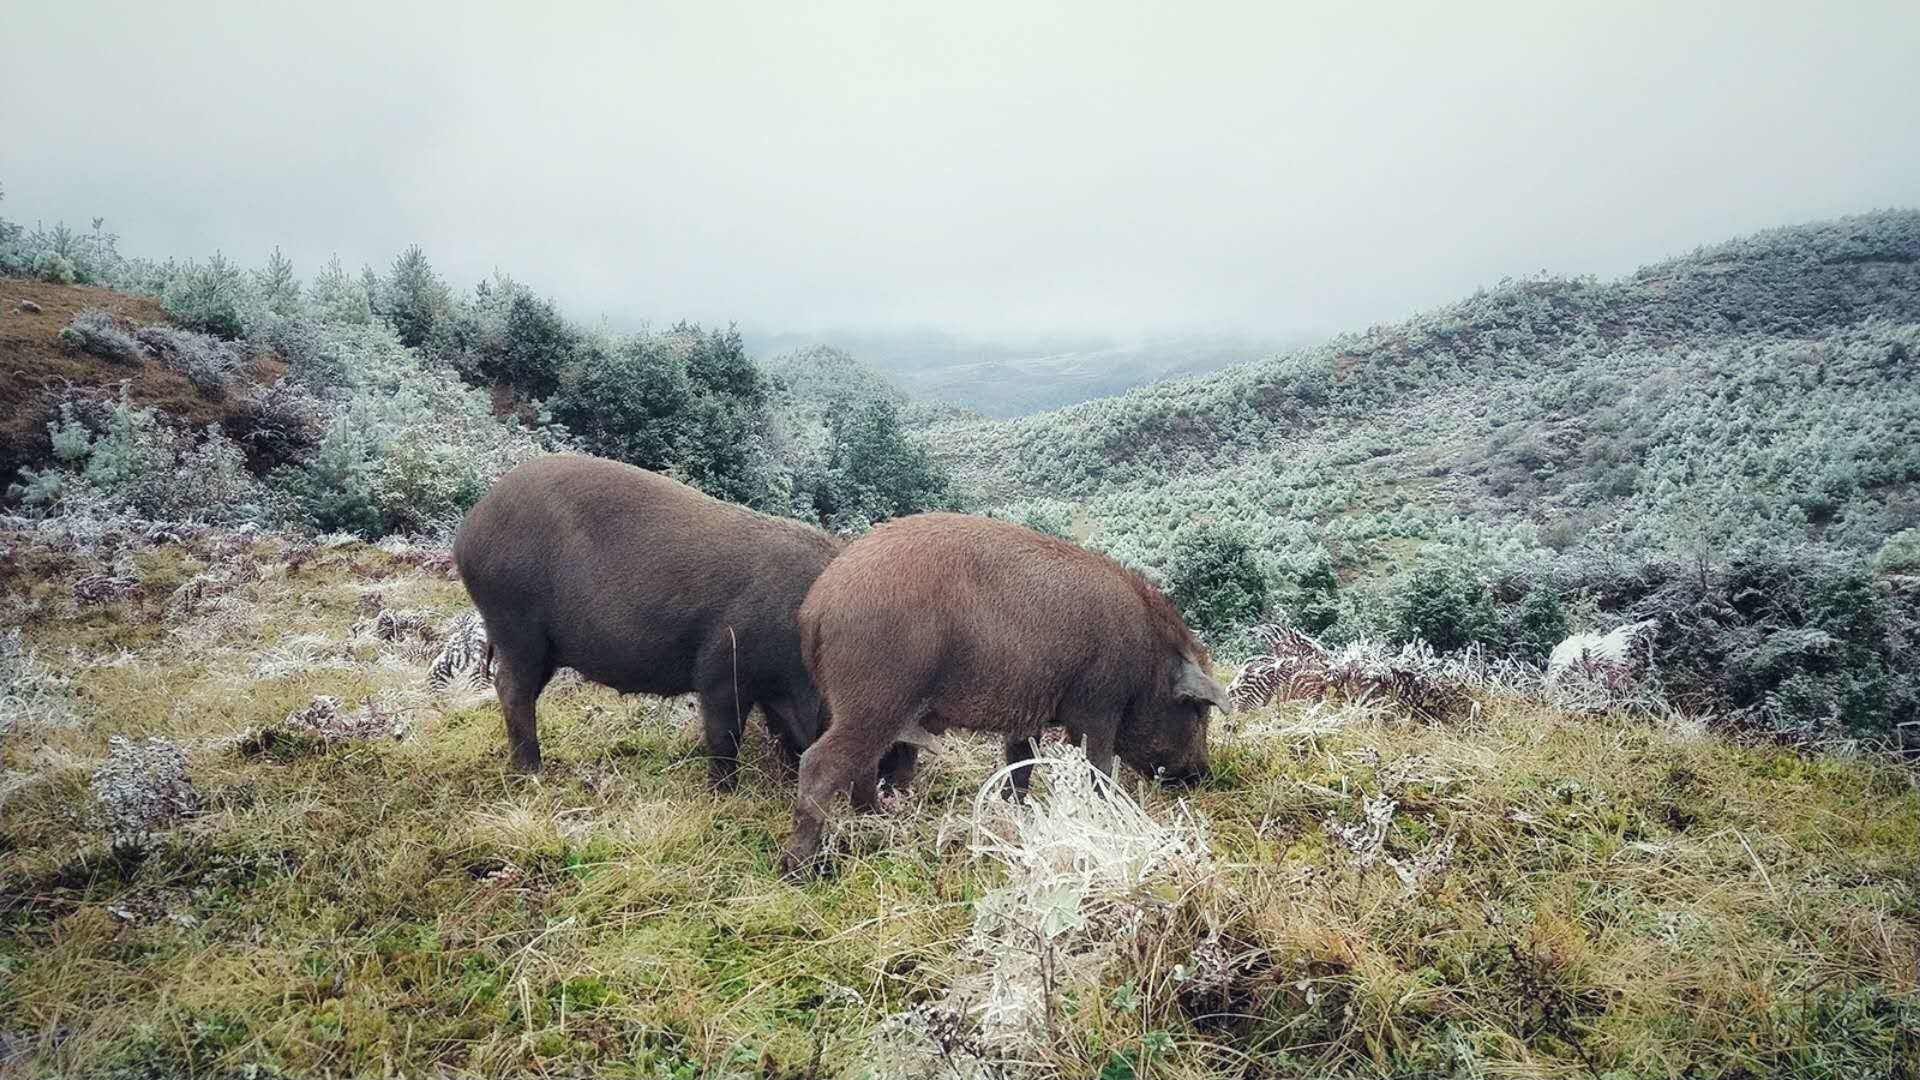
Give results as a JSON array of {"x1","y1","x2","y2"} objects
[{"x1": 3, "y1": 1, "x2": 1916, "y2": 341}]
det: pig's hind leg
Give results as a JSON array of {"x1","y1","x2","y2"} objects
[
  {"x1": 698, "y1": 685, "x2": 753, "y2": 791},
  {"x1": 489, "y1": 630, "x2": 555, "y2": 774}
]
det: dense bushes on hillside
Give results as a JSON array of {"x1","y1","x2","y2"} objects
[
  {"x1": 1552, "y1": 545, "x2": 1919, "y2": 741},
  {"x1": 936, "y1": 212, "x2": 1920, "y2": 524},
  {"x1": 1164, "y1": 524, "x2": 1269, "y2": 653},
  {"x1": 919, "y1": 210, "x2": 1920, "y2": 743},
  {"x1": 1, "y1": 191, "x2": 959, "y2": 536},
  {"x1": 12, "y1": 392, "x2": 267, "y2": 526},
  {"x1": 798, "y1": 398, "x2": 959, "y2": 530},
  {"x1": 1250, "y1": 538, "x2": 1918, "y2": 743}
]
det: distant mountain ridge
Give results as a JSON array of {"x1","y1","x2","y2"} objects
[{"x1": 748, "y1": 326, "x2": 1314, "y2": 418}]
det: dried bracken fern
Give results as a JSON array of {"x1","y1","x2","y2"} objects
[
  {"x1": 351, "y1": 599, "x2": 445, "y2": 664},
  {"x1": 1544, "y1": 619, "x2": 1666, "y2": 715},
  {"x1": 72, "y1": 569, "x2": 141, "y2": 606},
  {"x1": 277, "y1": 694, "x2": 410, "y2": 742},
  {"x1": 1229, "y1": 625, "x2": 1480, "y2": 722},
  {"x1": 429, "y1": 610, "x2": 493, "y2": 690}
]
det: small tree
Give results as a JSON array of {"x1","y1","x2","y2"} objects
[
  {"x1": 444, "y1": 274, "x2": 580, "y2": 398},
  {"x1": 1166, "y1": 524, "x2": 1269, "y2": 654},
  {"x1": 808, "y1": 398, "x2": 957, "y2": 531},
  {"x1": 1505, "y1": 583, "x2": 1569, "y2": 662},
  {"x1": 0, "y1": 183, "x2": 26, "y2": 272},
  {"x1": 309, "y1": 255, "x2": 372, "y2": 326},
  {"x1": 1395, "y1": 555, "x2": 1499, "y2": 652},
  {"x1": 254, "y1": 247, "x2": 304, "y2": 322},
  {"x1": 161, "y1": 253, "x2": 251, "y2": 338},
  {"x1": 546, "y1": 334, "x2": 693, "y2": 471},
  {"x1": 1272, "y1": 547, "x2": 1340, "y2": 636},
  {"x1": 379, "y1": 246, "x2": 452, "y2": 350}
]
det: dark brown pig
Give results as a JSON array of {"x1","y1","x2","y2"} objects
[
  {"x1": 453, "y1": 454, "x2": 841, "y2": 783},
  {"x1": 782, "y1": 512, "x2": 1232, "y2": 876}
]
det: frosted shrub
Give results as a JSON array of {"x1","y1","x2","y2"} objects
[
  {"x1": 223, "y1": 377, "x2": 324, "y2": 471},
  {"x1": 389, "y1": 416, "x2": 552, "y2": 537},
  {"x1": 1165, "y1": 523, "x2": 1269, "y2": 658},
  {"x1": 372, "y1": 426, "x2": 499, "y2": 536},
  {"x1": 90, "y1": 736, "x2": 199, "y2": 843},
  {"x1": 134, "y1": 325, "x2": 245, "y2": 395},
  {"x1": 307, "y1": 255, "x2": 372, "y2": 326},
  {"x1": 985, "y1": 498, "x2": 1074, "y2": 538},
  {"x1": 1395, "y1": 555, "x2": 1501, "y2": 652},
  {"x1": 1874, "y1": 528, "x2": 1920, "y2": 575},
  {"x1": 276, "y1": 329, "x2": 562, "y2": 536},
  {"x1": 59, "y1": 308, "x2": 143, "y2": 364},
  {"x1": 160, "y1": 253, "x2": 253, "y2": 338},
  {"x1": 0, "y1": 187, "x2": 21, "y2": 271},
  {"x1": 0, "y1": 629, "x2": 75, "y2": 738},
  {"x1": 280, "y1": 409, "x2": 383, "y2": 535},
  {"x1": 13, "y1": 393, "x2": 269, "y2": 526},
  {"x1": 168, "y1": 429, "x2": 269, "y2": 523}
]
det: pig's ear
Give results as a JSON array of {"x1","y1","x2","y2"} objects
[{"x1": 1173, "y1": 658, "x2": 1233, "y2": 714}]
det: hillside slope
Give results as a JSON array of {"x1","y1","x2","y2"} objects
[
  {"x1": 0, "y1": 280, "x2": 281, "y2": 487},
  {"x1": 931, "y1": 210, "x2": 1920, "y2": 571}
]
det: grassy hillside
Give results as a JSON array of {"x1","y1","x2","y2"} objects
[{"x1": 2, "y1": 522, "x2": 1915, "y2": 1078}]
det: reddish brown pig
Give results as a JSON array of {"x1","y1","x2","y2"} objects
[
  {"x1": 453, "y1": 454, "x2": 841, "y2": 783},
  {"x1": 782, "y1": 512, "x2": 1232, "y2": 876}
]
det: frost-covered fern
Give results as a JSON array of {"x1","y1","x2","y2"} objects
[{"x1": 862, "y1": 743, "x2": 1215, "y2": 1077}]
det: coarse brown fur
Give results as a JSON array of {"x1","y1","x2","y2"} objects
[
  {"x1": 453, "y1": 454, "x2": 842, "y2": 783},
  {"x1": 782, "y1": 512, "x2": 1231, "y2": 875}
]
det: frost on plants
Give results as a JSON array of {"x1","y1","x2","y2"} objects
[
  {"x1": 0, "y1": 629, "x2": 74, "y2": 738},
  {"x1": 862, "y1": 742, "x2": 1217, "y2": 1077},
  {"x1": 90, "y1": 736, "x2": 199, "y2": 842},
  {"x1": 428, "y1": 610, "x2": 494, "y2": 690},
  {"x1": 1228, "y1": 624, "x2": 1483, "y2": 721},
  {"x1": 276, "y1": 694, "x2": 409, "y2": 741}
]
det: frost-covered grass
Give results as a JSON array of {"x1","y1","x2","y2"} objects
[{"x1": 0, "y1": 526, "x2": 1916, "y2": 1078}]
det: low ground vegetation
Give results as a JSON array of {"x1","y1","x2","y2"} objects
[{"x1": 0, "y1": 522, "x2": 1914, "y2": 1077}]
